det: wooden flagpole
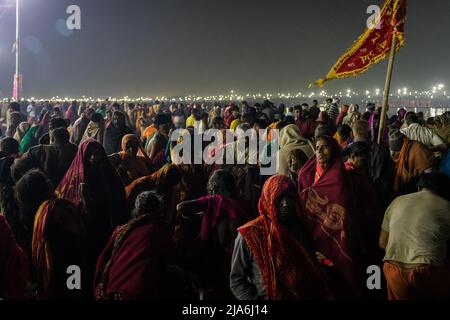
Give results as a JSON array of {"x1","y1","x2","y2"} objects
[{"x1": 377, "y1": 31, "x2": 398, "y2": 144}]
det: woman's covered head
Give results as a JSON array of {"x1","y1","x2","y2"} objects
[
  {"x1": 121, "y1": 134, "x2": 140, "y2": 158},
  {"x1": 82, "y1": 140, "x2": 108, "y2": 168},
  {"x1": 259, "y1": 175, "x2": 298, "y2": 225},
  {"x1": 288, "y1": 149, "x2": 308, "y2": 175},
  {"x1": 112, "y1": 111, "x2": 126, "y2": 128}
]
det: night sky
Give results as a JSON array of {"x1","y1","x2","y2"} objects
[{"x1": 0, "y1": 0, "x2": 449, "y2": 98}]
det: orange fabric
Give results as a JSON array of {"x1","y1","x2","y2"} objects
[
  {"x1": 32, "y1": 199, "x2": 53, "y2": 298},
  {"x1": 142, "y1": 125, "x2": 157, "y2": 141},
  {"x1": 135, "y1": 110, "x2": 150, "y2": 138},
  {"x1": 393, "y1": 138, "x2": 434, "y2": 194},
  {"x1": 333, "y1": 131, "x2": 350, "y2": 148},
  {"x1": 121, "y1": 134, "x2": 150, "y2": 160},
  {"x1": 238, "y1": 175, "x2": 333, "y2": 300},
  {"x1": 383, "y1": 262, "x2": 450, "y2": 300},
  {"x1": 125, "y1": 163, "x2": 178, "y2": 205},
  {"x1": 116, "y1": 153, "x2": 152, "y2": 187},
  {"x1": 267, "y1": 122, "x2": 278, "y2": 142},
  {"x1": 314, "y1": 163, "x2": 325, "y2": 183}
]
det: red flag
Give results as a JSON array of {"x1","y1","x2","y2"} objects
[{"x1": 312, "y1": 0, "x2": 407, "y2": 87}]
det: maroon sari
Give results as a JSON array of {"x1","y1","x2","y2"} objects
[
  {"x1": 55, "y1": 139, "x2": 129, "y2": 288},
  {"x1": 55, "y1": 139, "x2": 129, "y2": 228},
  {"x1": 94, "y1": 214, "x2": 174, "y2": 300},
  {"x1": 298, "y1": 156, "x2": 363, "y2": 297}
]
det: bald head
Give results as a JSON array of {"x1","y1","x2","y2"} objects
[{"x1": 352, "y1": 120, "x2": 370, "y2": 142}]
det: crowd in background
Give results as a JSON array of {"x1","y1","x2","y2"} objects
[{"x1": 0, "y1": 97, "x2": 449, "y2": 300}]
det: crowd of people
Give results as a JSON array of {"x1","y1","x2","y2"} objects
[{"x1": 0, "y1": 97, "x2": 449, "y2": 300}]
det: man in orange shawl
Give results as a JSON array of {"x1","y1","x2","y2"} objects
[
  {"x1": 108, "y1": 134, "x2": 153, "y2": 186},
  {"x1": 230, "y1": 175, "x2": 332, "y2": 300},
  {"x1": 388, "y1": 129, "x2": 434, "y2": 195}
]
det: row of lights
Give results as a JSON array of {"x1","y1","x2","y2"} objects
[{"x1": 1, "y1": 85, "x2": 448, "y2": 103}]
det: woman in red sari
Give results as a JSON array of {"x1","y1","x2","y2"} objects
[
  {"x1": 32, "y1": 197, "x2": 89, "y2": 299},
  {"x1": 56, "y1": 138, "x2": 129, "y2": 228},
  {"x1": 94, "y1": 191, "x2": 175, "y2": 300},
  {"x1": 12, "y1": 169, "x2": 88, "y2": 299},
  {"x1": 55, "y1": 139, "x2": 129, "y2": 288},
  {"x1": 298, "y1": 136, "x2": 363, "y2": 298},
  {"x1": 230, "y1": 175, "x2": 332, "y2": 300}
]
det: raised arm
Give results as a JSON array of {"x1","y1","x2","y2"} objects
[{"x1": 176, "y1": 199, "x2": 206, "y2": 218}]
